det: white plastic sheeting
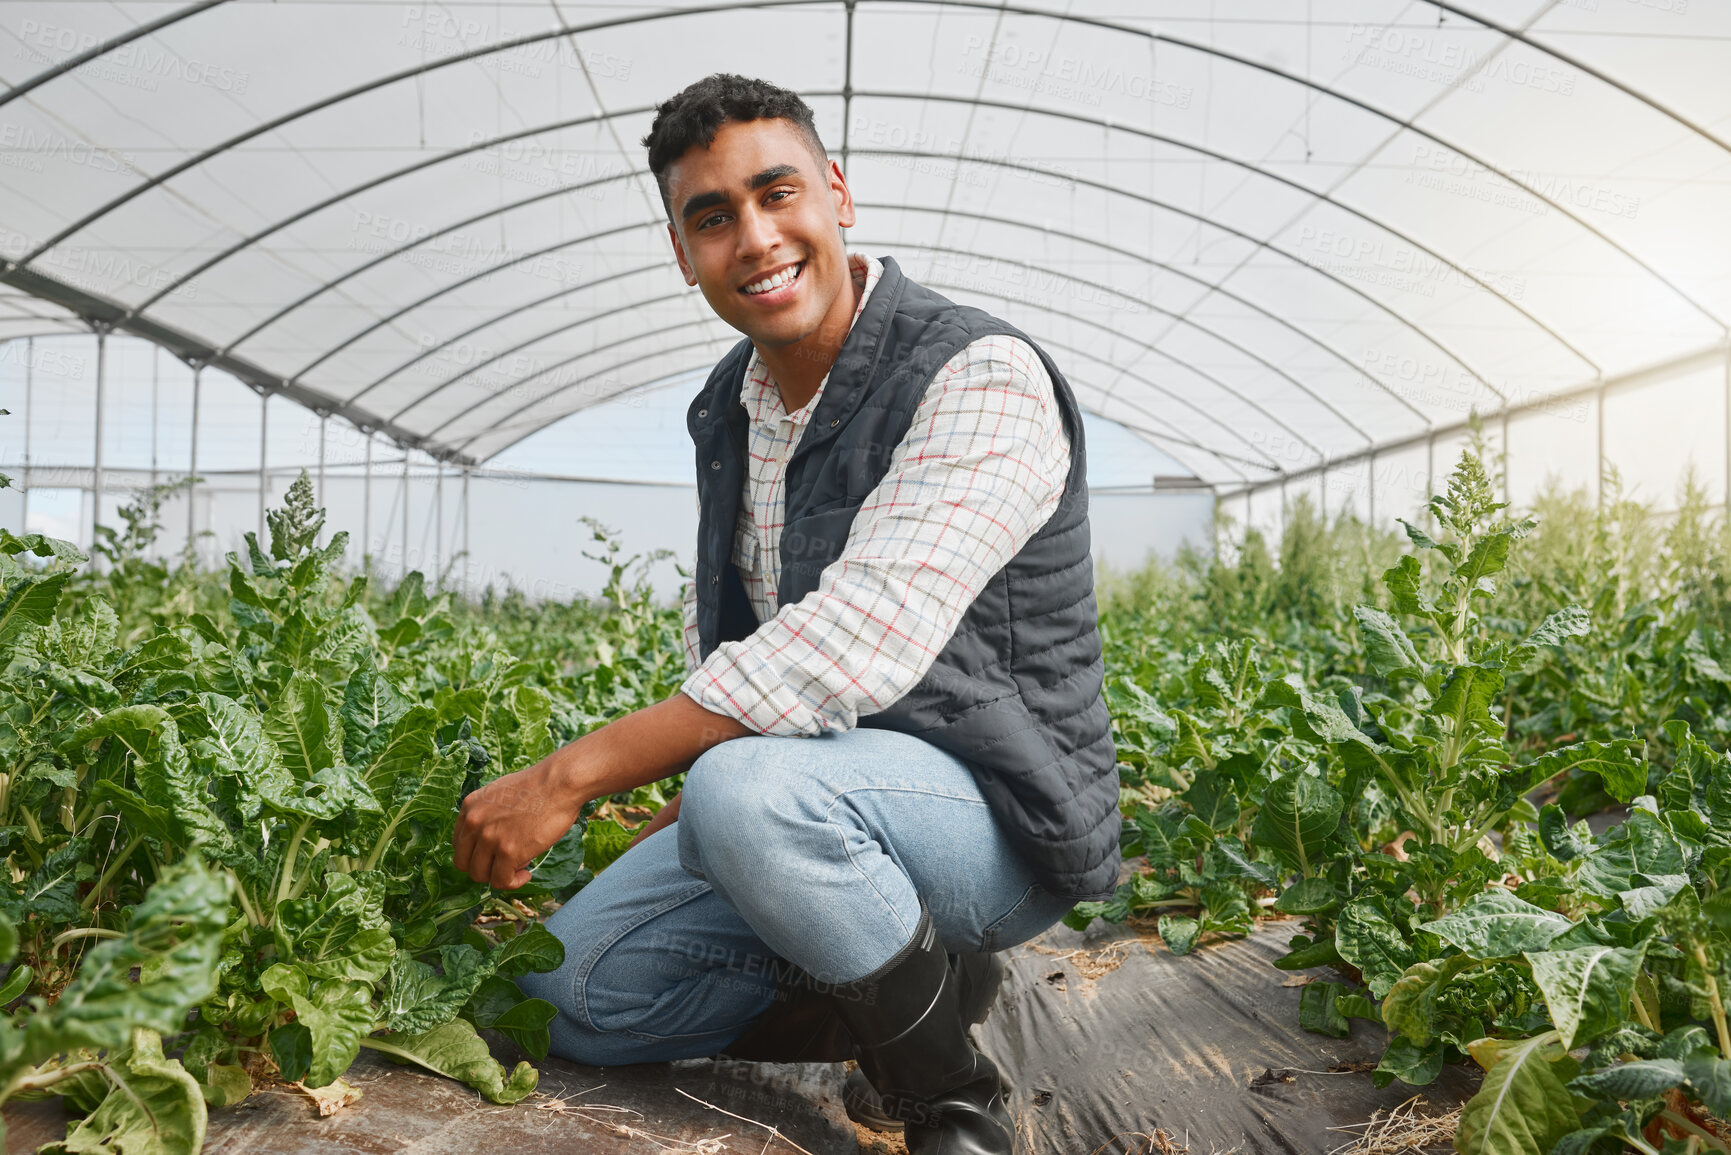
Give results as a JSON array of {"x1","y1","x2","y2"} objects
[{"x1": 1, "y1": 0, "x2": 1728, "y2": 502}]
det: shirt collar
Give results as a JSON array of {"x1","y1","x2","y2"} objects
[{"x1": 740, "y1": 250, "x2": 883, "y2": 428}]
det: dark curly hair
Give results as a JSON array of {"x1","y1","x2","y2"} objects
[{"x1": 641, "y1": 73, "x2": 829, "y2": 223}]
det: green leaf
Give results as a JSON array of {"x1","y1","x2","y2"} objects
[
  {"x1": 381, "y1": 944, "x2": 494, "y2": 1034},
  {"x1": 362, "y1": 1018, "x2": 538, "y2": 1105},
  {"x1": 1525, "y1": 740, "x2": 1646, "y2": 804},
  {"x1": 1538, "y1": 804, "x2": 1592, "y2": 862},
  {"x1": 1157, "y1": 914, "x2": 1199, "y2": 956},
  {"x1": 41, "y1": 1029, "x2": 206, "y2": 1155},
  {"x1": 1568, "y1": 1058, "x2": 1685, "y2": 1101},
  {"x1": 1382, "y1": 554, "x2": 1429, "y2": 614},
  {"x1": 489, "y1": 923, "x2": 564, "y2": 978},
  {"x1": 1335, "y1": 896, "x2": 1421, "y2": 999},
  {"x1": 467, "y1": 977, "x2": 557, "y2": 1060},
  {"x1": 0, "y1": 572, "x2": 69, "y2": 651},
  {"x1": 1298, "y1": 980, "x2": 1351, "y2": 1038},
  {"x1": 1456, "y1": 1032, "x2": 1578, "y2": 1155},
  {"x1": 1251, "y1": 768, "x2": 1341, "y2": 877},
  {"x1": 1182, "y1": 771, "x2": 1240, "y2": 832},
  {"x1": 263, "y1": 671, "x2": 341, "y2": 781},
  {"x1": 32, "y1": 859, "x2": 229, "y2": 1063},
  {"x1": 196, "y1": 693, "x2": 292, "y2": 820},
  {"x1": 273, "y1": 873, "x2": 395, "y2": 984},
  {"x1": 1419, "y1": 890, "x2": 1573, "y2": 958},
  {"x1": 1274, "y1": 877, "x2": 1342, "y2": 916},
  {"x1": 1434, "y1": 664, "x2": 1505, "y2": 739},
  {"x1": 0, "y1": 529, "x2": 87, "y2": 564},
  {"x1": 1355, "y1": 606, "x2": 1422, "y2": 677},
  {"x1": 1375, "y1": 1036, "x2": 1445, "y2": 1087},
  {"x1": 287, "y1": 979, "x2": 375, "y2": 1088},
  {"x1": 582, "y1": 817, "x2": 638, "y2": 875},
  {"x1": 1382, "y1": 955, "x2": 1479, "y2": 1046},
  {"x1": 1525, "y1": 945, "x2": 1644, "y2": 1049},
  {"x1": 1683, "y1": 1053, "x2": 1731, "y2": 1116}
]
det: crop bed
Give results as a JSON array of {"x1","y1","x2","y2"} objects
[{"x1": 2, "y1": 442, "x2": 1731, "y2": 1155}]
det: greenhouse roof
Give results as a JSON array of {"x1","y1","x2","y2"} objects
[{"x1": 1, "y1": 0, "x2": 1727, "y2": 490}]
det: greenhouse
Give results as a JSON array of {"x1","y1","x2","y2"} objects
[{"x1": 1, "y1": 1, "x2": 1730, "y2": 1153}]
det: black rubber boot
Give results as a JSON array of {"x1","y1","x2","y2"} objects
[
  {"x1": 718, "y1": 970, "x2": 854, "y2": 1063},
  {"x1": 842, "y1": 949, "x2": 1003, "y2": 1133},
  {"x1": 718, "y1": 945, "x2": 1003, "y2": 1071},
  {"x1": 829, "y1": 907, "x2": 1013, "y2": 1154}
]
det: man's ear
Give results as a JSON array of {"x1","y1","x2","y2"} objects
[
  {"x1": 828, "y1": 158, "x2": 856, "y2": 229},
  {"x1": 668, "y1": 223, "x2": 697, "y2": 287}
]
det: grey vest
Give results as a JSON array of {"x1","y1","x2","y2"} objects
[{"x1": 688, "y1": 256, "x2": 1119, "y2": 901}]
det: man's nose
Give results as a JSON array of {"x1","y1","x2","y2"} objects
[{"x1": 734, "y1": 204, "x2": 779, "y2": 260}]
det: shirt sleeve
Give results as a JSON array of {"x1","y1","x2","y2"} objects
[
  {"x1": 681, "y1": 335, "x2": 1072, "y2": 736},
  {"x1": 680, "y1": 575, "x2": 701, "y2": 675}
]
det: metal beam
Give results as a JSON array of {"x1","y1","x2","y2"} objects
[
  {"x1": 0, "y1": 1, "x2": 230, "y2": 111},
  {"x1": 0, "y1": 262, "x2": 476, "y2": 463}
]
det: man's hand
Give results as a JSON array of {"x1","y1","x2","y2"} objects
[
  {"x1": 453, "y1": 755, "x2": 582, "y2": 890},
  {"x1": 451, "y1": 692, "x2": 751, "y2": 890}
]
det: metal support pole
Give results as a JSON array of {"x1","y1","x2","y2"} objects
[
  {"x1": 92, "y1": 327, "x2": 107, "y2": 551},
  {"x1": 401, "y1": 451, "x2": 410, "y2": 578},
  {"x1": 317, "y1": 414, "x2": 327, "y2": 512},
  {"x1": 1318, "y1": 465, "x2": 1327, "y2": 521},
  {"x1": 362, "y1": 433, "x2": 372, "y2": 566},
  {"x1": 434, "y1": 465, "x2": 443, "y2": 587},
  {"x1": 150, "y1": 344, "x2": 159, "y2": 493},
  {"x1": 1368, "y1": 449, "x2": 1376, "y2": 527},
  {"x1": 21, "y1": 338, "x2": 31, "y2": 532},
  {"x1": 187, "y1": 365, "x2": 202, "y2": 556},
  {"x1": 1426, "y1": 433, "x2": 1436, "y2": 523},
  {"x1": 1596, "y1": 382, "x2": 1607, "y2": 510},
  {"x1": 462, "y1": 466, "x2": 471, "y2": 597},
  {"x1": 1724, "y1": 348, "x2": 1729, "y2": 512},
  {"x1": 1500, "y1": 409, "x2": 1511, "y2": 505},
  {"x1": 258, "y1": 391, "x2": 269, "y2": 540}
]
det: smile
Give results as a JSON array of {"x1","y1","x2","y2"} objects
[{"x1": 741, "y1": 261, "x2": 804, "y2": 297}]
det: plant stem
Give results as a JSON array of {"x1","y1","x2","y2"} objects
[
  {"x1": 1693, "y1": 943, "x2": 1731, "y2": 1061},
  {"x1": 51, "y1": 926, "x2": 123, "y2": 952},
  {"x1": 1660, "y1": 1111, "x2": 1731, "y2": 1154},
  {"x1": 79, "y1": 833, "x2": 144, "y2": 911},
  {"x1": 274, "y1": 817, "x2": 314, "y2": 910}
]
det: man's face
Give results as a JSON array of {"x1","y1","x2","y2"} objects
[{"x1": 664, "y1": 118, "x2": 856, "y2": 351}]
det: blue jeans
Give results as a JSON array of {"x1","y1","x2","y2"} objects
[{"x1": 517, "y1": 727, "x2": 1076, "y2": 1066}]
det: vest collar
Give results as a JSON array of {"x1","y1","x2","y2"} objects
[{"x1": 788, "y1": 254, "x2": 908, "y2": 465}]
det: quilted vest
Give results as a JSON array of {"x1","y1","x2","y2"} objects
[{"x1": 688, "y1": 255, "x2": 1119, "y2": 901}]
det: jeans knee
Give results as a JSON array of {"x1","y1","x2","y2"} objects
[{"x1": 682, "y1": 738, "x2": 789, "y2": 836}]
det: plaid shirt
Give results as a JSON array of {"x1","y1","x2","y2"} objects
[{"x1": 680, "y1": 251, "x2": 1072, "y2": 736}]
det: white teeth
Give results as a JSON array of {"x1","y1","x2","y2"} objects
[{"x1": 745, "y1": 263, "x2": 801, "y2": 295}]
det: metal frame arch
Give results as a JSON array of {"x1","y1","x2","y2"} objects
[
  {"x1": 291, "y1": 218, "x2": 671, "y2": 385},
  {"x1": 856, "y1": 207, "x2": 1394, "y2": 442},
  {"x1": 403, "y1": 269, "x2": 1291, "y2": 475},
  {"x1": 0, "y1": 0, "x2": 229, "y2": 111},
  {"x1": 178, "y1": 95, "x2": 1588, "y2": 387},
  {"x1": 386, "y1": 219, "x2": 1364, "y2": 462},
  {"x1": 351, "y1": 264, "x2": 683, "y2": 410},
  {"x1": 6, "y1": 0, "x2": 1717, "y2": 345},
  {"x1": 462, "y1": 327, "x2": 1269, "y2": 478},
  {"x1": 384, "y1": 287, "x2": 699, "y2": 424}
]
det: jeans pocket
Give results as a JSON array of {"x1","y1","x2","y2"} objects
[{"x1": 979, "y1": 883, "x2": 1073, "y2": 953}]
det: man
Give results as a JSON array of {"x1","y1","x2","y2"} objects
[{"x1": 454, "y1": 73, "x2": 1118, "y2": 1155}]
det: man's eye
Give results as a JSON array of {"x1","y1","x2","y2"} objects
[{"x1": 699, "y1": 213, "x2": 727, "y2": 229}]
